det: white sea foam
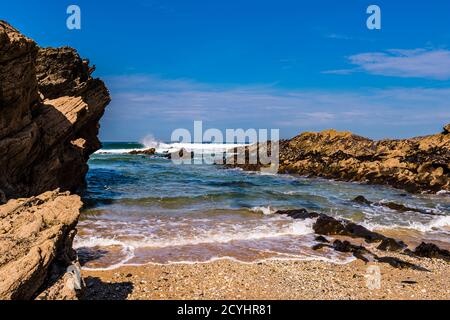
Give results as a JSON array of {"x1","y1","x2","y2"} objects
[
  {"x1": 95, "y1": 142, "x2": 248, "y2": 155},
  {"x1": 74, "y1": 219, "x2": 315, "y2": 252},
  {"x1": 250, "y1": 206, "x2": 275, "y2": 215},
  {"x1": 362, "y1": 214, "x2": 450, "y2": 233}
]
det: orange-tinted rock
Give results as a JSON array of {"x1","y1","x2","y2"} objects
[{"x1": 0, "y1": 21, "x2": 110, "y2": 202}]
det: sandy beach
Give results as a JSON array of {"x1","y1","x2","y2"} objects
[{"x1": 81, "y1": 251, "x2": 449, "y2": 300}]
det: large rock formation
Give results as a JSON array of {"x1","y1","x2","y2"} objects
[
  {"x1": 0, "y1": 21, "x2": 110, "y2": 300},
  {"x1": 227, "y1": 125, "x2": 450, "y2": 193},
  {"x1": 0, "y1": 21, "x2": 110, "y2": 202},
  {"x1": 0, "y1": 191, "x2": 83, "y2": 299}
]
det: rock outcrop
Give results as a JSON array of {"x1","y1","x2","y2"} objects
[
  {"x1": 0, "y1": 21, "x2": 110, "y2": 202},
  {"x1": 227, "y1": 124, "x2": 450, "y2": 193},
  {"x1": 128, "y1": 148, "x2": 156, "y2": 155},
  {"x1": 0, "y1": 21, "x2": 109, "y2": 300},
  {"x1": 0, "y1": 190, "x2": 83, "y2": 300}
]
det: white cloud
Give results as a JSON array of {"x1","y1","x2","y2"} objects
[{"x1": 324, "y1": 49, "x2": 450, "y2": 80}]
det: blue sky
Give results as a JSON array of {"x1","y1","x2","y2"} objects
[{"x1": 2, "y1": 0, "x2": 450, "y2": 141}]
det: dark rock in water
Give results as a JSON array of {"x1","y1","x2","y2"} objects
[
  {"x1": 401, "y1": 280, "x2": 418, "y2": 285},
  {"x1": 313, "y1": 215, "x2": 385, "y2": 243},
  {"x1": 314, "y1": 235, "x2": 330, "y2": 243},
  {"x1": 278, "y1": 207, "x2": 407, "y2": 252},
  {"x1": 377, "y1": 238, "x2": 406, "y2": 252},
  {"x1": 167, "y1": 148, "x2": 194, "y2": 160},
  {"x1": 276, "y1": 209, "x2": 319, "y2": 220},
  {"x1": 229, "y1": 125, "x2": 450, "y2": 194},
  {"x1": 412, "y1": 242, "x2": 450, "y2": 262},
  {"x1": 382, "y1": 202, "x2": 428, "y2": 215},
  {"x1": 331, "y1": 240, "x2": 372, "y2": 262},
  {"x1": 352, "y1": 195, "x2": 373, "y2": 206},
  {"x1": 314, "y1": 240, "x2": 429, "y2": 271},
  {"x1": 128, "y1": 148, "x2": 156, "y2": 155}
]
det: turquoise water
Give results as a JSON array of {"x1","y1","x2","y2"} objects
[{"x1": 75, "y1": 142, "x2": 450, "y2": 269}]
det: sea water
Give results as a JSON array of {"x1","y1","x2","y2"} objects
[{"x1": 74, "y1": 142, "x2": 450, "y2": 270}]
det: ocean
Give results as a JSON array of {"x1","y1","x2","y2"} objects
[{"x1": 74, "y1": 142, "x2": 450, "y2": 270}]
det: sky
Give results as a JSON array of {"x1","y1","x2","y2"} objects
[{"x1": 1, "y1": 0, "x2": 450, "y2": 141}]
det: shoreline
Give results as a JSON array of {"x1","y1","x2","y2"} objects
[{"x1": 81, "y1": 252, "x2": 449, "y2": 300}]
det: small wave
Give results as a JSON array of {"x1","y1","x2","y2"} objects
[
  {"x1": 250, "y1": 206, "x2": 275, "y2": 215},
  {"x1": 363, "y1": 214, "x2": 450, "y2": 233}
]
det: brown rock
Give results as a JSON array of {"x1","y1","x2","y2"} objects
[
  {"x1": 228, "y1": 124, "x2": 450, "y2": 193},
  {"x1": 0, "y1": 190, "x2": 82, "y2": 300},
  {"x1": 129, "y1": 148, "x2": 156, "y2": 155},
  {"x1": 0, "y1": 21, "x2": 110, "y2": 201}
]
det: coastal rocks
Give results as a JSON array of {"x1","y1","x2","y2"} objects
[
  {"x1": 276, "y1": 208, "x2": 406, "y2": 250},
  {"x1": 0, "y1": 21, "x2": 110, "y2": 201},
  {"x1": 230, "y1": 124, "x2": 450, "y2": 193},
  {"x1": 0, "y1": 190, "x2": 83, "y2": 300},
  {"x1": 276, "y1": 207, "x2": 450, "y2": 269},
  {"x1": 128, "y1": 148, "x2": 156, "y2": 155},
  {"x1": 411, "y1": 242, "x2": 450, "y2": 262}
]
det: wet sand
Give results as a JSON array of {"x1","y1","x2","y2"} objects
[{"x1": 81, "y1": 251, "x2": 449, "y2": 300}]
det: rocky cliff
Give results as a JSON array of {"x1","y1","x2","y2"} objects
[
  {"x1": 0, "y1": 21, "x2": 110, "y2": 299},
  {"x1": 0, "y1": 191, "x2": 83, "y2": 300},
  {"x1": 0, "y1": 21, "x2": 110, "y2": 202},
  {"x1": 228, "y1": 124, "x2": 450, "y2": 193}
]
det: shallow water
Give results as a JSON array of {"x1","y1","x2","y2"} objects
[{"x1": 75, "y1": 142, "x2": 450, "y2": 269}]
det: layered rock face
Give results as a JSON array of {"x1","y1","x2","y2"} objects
[
  {"x1": 0, "y1": 21, "x2": 110, "y2": 202},
  {"x1": 0, "y1": 191, "x2": 83, "y2": 299},
  {"x1": 0, "y1": 21, "x2": 110, "y2": 299},
  {"x1": 229, "y1": 125, "x2": 450, "y2": 193}
]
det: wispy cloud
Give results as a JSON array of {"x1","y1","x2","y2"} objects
[
  {"x1": 101, "y1": 75, "x2": 450, "y2": 140},
  {"x1": 324, "y1": 48, "x2": 450, "y2": 80}
]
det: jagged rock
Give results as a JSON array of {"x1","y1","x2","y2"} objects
[
  {"x1": 443, "y1": 123, "x2": 450, "y2": 134},
  {"x1": 0, "y1": 21, "x2": 110, "y2": 202},
  {"x1": 377, "y1": 238, "x2": 406, "y2": 252},
  {"x1": 312, "y1": 215, "x2": 386, "y2": 243},
  {"x1": 229, "y1": 125, "x2": 450, "y2": 194},
  {"x1": 313, "y1": 240, "x2": 427, "y2": 271},
  {"x1": 412, "y1": 242, "x2": 450, "y2": 262},
  {"x1": 0, "y1": 190, "x2": 83, "y2": 300},
  {"x1": 275, "y1": 209, "x2": 319, "y2": 220},
  {"x1": 128, "y1": 148, "x2": 156, "y2": 155}
]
